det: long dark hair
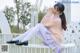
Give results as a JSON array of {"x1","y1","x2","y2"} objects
[{"x1": 54, "y1": 3, "x2": 67, "y2": 30}]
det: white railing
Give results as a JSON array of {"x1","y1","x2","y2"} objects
[
  {"x1": 0, "y1": 33, "x2": 19, "y2": 44},
  {"x1": 0, "y1": 44, "x2": 77, "y2": 53}
]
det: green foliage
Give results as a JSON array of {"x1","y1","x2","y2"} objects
[
  {"x1": 0, "y1": 29, "x2": 1, "y2": 33},
  {"x1": 14, "y1": 0, "x2": 31, "y2": 31},
  {"x1": 19, "y1": 2, "x2": 31, "y2": 30},
  {"x1": 38, "y1": 11, "x2": 45, "y2": 23},
  {"x1": 4, "y1": 7, "x2": 15, "y2": 25},
  {"x1": 3, "y1": 0, "x2": 32, "y2": 33},
  {"x1": 10, "y1": 25, "x2": 24, "y2": 33},
  {"x1": 20, "y1": 15, "x2": 30, "y2": 26}
]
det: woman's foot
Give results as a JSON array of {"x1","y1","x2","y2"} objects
[
  {"x1": 7, "y1": 40, "x2": 19, "y2": 44},
  {"x1": 15, "y1": 41, "x2": 28, "y2": 46}
]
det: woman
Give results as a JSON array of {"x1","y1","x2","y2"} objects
[{"x1": 7, "y1": 3, "x2": 67, "y2": 53}]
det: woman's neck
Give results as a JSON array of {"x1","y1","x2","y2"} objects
[{"x1": 52, "y1": 13, "x2": 59, "y2": 17}]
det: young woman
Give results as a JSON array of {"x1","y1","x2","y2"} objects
[{"x1": 7, "y1": 3, "x2": 67, "y2": 53}]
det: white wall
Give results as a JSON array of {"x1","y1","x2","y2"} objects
[{"x1": 71, "y1": 3, "x2": 80, "y2": 22}]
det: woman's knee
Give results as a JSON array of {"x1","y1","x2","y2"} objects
[{"x1": 35, "y1": 23, "x2": 44, "y2": 28}]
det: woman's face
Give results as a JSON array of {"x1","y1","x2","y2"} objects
[
  {"x1": 48, "y1": 6, "x2": 60, "y2": 15},
  {"x1": 52, "y1": 6, "x2": 60, "y2": 15}
]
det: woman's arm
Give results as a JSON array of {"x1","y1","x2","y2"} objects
[
  {"x1": 41, "y1": 8, "x2": 54, "y2": 27},
  {"x1": 41, "y1": 16, "x2": 53, "y2": 27}
]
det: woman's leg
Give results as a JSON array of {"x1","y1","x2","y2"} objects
[
  {"x1": 21, "y1": 23, "x2": 62, "y2": 53},
  {"x1": 20, "y1": 23, "x2": 46, "y2": 42},
  {"x1": 41, "y1": 32, "x2": 61, "y2": 53},
  {"x1": 14, "y1": 23, "x2": 62, "y2": 53},
  {"x1": 12, "y1": 23, "x2": 41, "y2": 41},
  {"x1": 37, "y1": 24, "x2": 62, "y2": 53},
  {"x1": 12, "y1": 27, "x2": 35, "y2": 41}
]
